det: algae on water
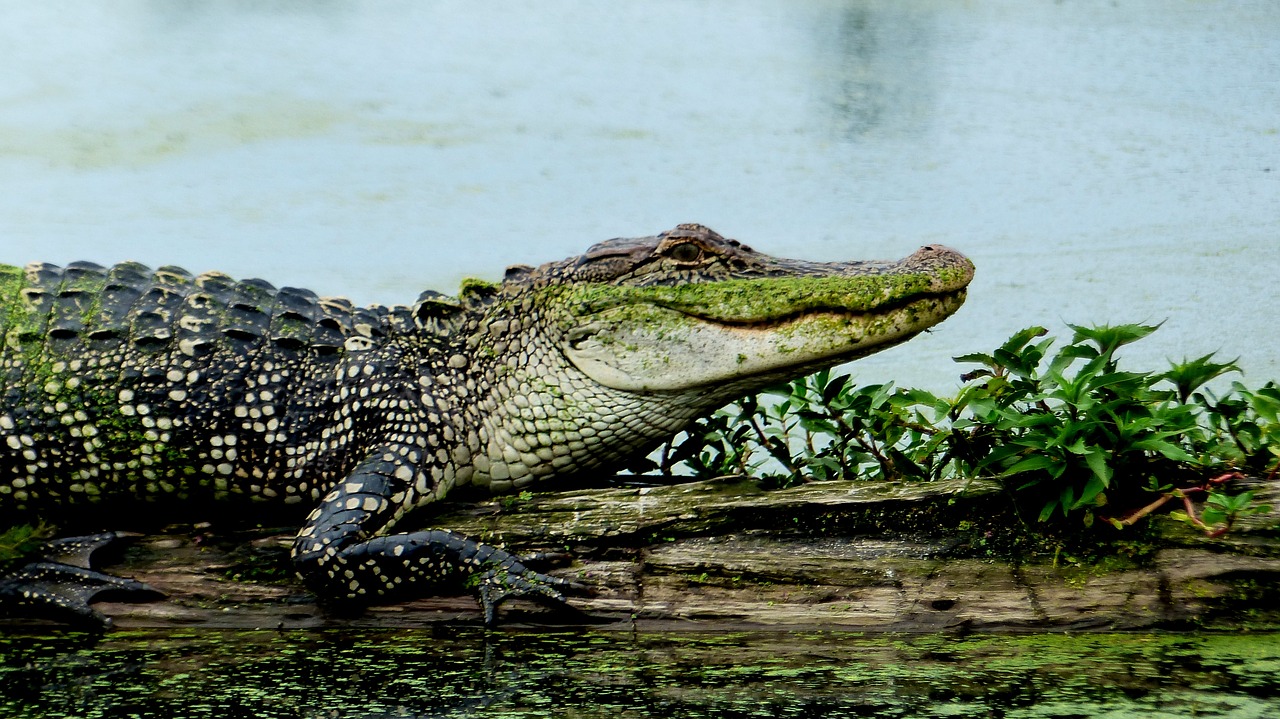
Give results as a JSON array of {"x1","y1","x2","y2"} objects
[{"x1": 2, "y1": 629, "x2": 1277, "y2": 719}]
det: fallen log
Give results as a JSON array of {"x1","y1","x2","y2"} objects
[{"x1": 62, "y1": 475, "x2": 1280, "y2": 631}]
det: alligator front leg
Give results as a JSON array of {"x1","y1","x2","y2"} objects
[
  {"x1": 0, "y1": 532, "x2": 161, "y2": 627},
  {"x1": 291, "y1": 452, "x2": 577, "y2": 624}
]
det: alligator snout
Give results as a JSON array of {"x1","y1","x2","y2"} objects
[{"x1": 903, "y1": 245, "x2": 975, "y2": 293}]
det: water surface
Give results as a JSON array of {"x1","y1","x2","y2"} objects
[
  {"x1": 2, "y1": 629, "x2": 1279, "y2": 718},
  {"x1": 1, "y1": 1, "x2": 1277, "y2": 390}
]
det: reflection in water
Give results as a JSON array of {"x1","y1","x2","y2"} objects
[
  {"x1": 1, "y1": 629, "x2": 1278, "y2": 718},
  {"x1": 820, "y1": 4, "x2": 935, "y2": 141}
]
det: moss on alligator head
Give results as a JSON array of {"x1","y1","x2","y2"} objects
[{"x1": 502, "y1": 226, "x2": 973, "y2": 394}]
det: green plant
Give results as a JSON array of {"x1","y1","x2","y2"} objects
[
  {"x1": 657, "y1": 323, "x2": 1277, "y2": 535},
  {"x1": 958, "y1": 323, "x2": 1216, "y2": 523},
  {"x1": 0, "y1": 522, "x2": 53, "y2": 566}
]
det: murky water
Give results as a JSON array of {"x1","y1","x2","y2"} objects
[
  {"x1": 1, "y1": 0, "x2": 1277, "y2": 391},
  {"x1": 2, "y1": 629, "x2": 1279, "y2": 718}
]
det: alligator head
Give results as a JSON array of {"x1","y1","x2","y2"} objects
[
  {"x1": 553, "y1": 225, "x2": 973, "y2": 393},
  {"x1": 416, "y1": 223, "x2": 974, "y2": 492}
]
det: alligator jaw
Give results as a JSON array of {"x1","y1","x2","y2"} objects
[{"x1": 564, "y1": 288, "x2": 969, "y2": 393}]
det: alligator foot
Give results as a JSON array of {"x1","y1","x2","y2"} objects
[
  {"x1": 475, "y1": 563, "x2": 590, "y2": 626},
  {"x1": 0, "y1": 533, "x2": 162, "y2": 628}
]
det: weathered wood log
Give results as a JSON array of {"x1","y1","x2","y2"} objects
[{"x1": 67, "y1": 475, "x2": 1280, "y2": 631}]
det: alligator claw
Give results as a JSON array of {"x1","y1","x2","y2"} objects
[
  {"x1": 475, "y1": 566, "x2": 589, "y2": 626},
  {"x1": 0, "y1": 533, "x2": 161, "y2": 627}
]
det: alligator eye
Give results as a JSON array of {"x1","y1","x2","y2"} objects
[{"x1": 667, "y1": 242, "x2": 704, "y2": 264}]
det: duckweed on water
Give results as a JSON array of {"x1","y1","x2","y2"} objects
[{"x1": 1, "y1": 629, "x2": 1278, "y2": 718}]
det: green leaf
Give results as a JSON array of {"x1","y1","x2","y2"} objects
[
  {"x1": 1201, "y1": 507, "x2": 1228, "y2": 526},
  {"x1": 954, "y1": 326, "x2": 1048, "y2": 374},
  {"x1": 1002, "y1": 455, "x2": 1059, "y2": 476},
  {"x1": 979, "y1": 443, "x2": 1031, "y2": 470},
  {"x1": 1160, "y1": 353, "x2": 1240, "y2": 402},
  {"x1": 1131, "y1": 438, "x2": 1195, "y2": 463},
  {"x1": 1068, "y1": 322, "x2": 1162, "y2": 356},
  {"x1": 821, "y1": 373, "x2": 852, "y2": 404},
  {"x1": 1087, "y1": 370, "x2": 1152, "y2": 394},
  {"x1": 953, "y1": 351, "x2": 996, "y2": 366},
  {"x1": 1208, "y1": 490, "x2": 1254, "y2": 513},
  {"x1": 1082, "y1": 448, "x2": 1113, "y2": 488},
  {"x1": 1071, "y1": 474, "x2": 1108, "y2": 509}
]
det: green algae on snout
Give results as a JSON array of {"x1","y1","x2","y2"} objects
[{"x1": 561, "y1": 272, "x2": 966, "y2": 324}]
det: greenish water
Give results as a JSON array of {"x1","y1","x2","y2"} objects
[{"x1": 2, "y1": 629, "x2": 1278, "y2": 718}]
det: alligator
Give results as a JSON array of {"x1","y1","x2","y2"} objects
[{"x1": 0, "y1": 224, "x2": 973, "y2": 626}]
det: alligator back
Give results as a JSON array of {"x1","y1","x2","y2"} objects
[{"x1": 0, "y1": 262, "x2": 416, "y2": 522}]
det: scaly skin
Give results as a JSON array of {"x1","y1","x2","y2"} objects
[{"x1": 0, "y1": 224, "x2": 973, "y2": 625}]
